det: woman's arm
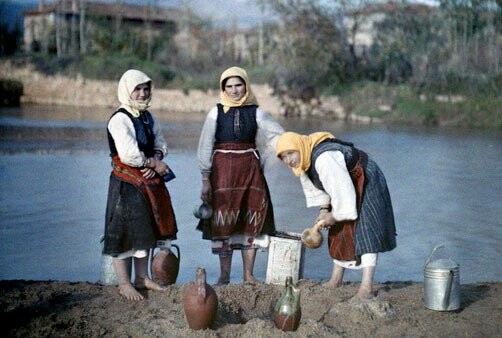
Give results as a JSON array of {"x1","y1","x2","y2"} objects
[
  {"x1": 108, "y1": 113, "x2": 146, "y2": 167},
  {"x1": 299, "y1": 173, "x2": 331, "y2": 207},
  {"x1": 197, "y1": 107, "x2": 218, "y2": 173},
  {"x1": 255, "y1": 108, "x2": 285, "y2": 154},
  {"x1": 315, "y1": 151, "x2": 357, "y2": 222},
  {"x1": 152, "y1": 114, "x2": 168, "y2": 158}
]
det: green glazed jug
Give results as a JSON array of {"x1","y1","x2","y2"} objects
[{"x1": 273, "y1": 276, "x2": 301, "y2": 331}]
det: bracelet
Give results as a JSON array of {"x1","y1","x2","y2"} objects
[
  {"x1": 319, "y1": 206, "x2": 331, "y2": 212},
  {"x1": 145, "y1": 158, "x2": 151, "y2": 168},
  {"x1": 202, "y1": 178, "x2": 209, "y2": 181}
]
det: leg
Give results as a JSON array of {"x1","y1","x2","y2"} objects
[
  {"x1": 323, "y1": 262, "x2": 345, "y2": 288},
  {"x1": 133, "y1": 256, "x2": 166, "y2": 291},
  {"x1": 242, "y1": 248, "x2": 261, "y2": 284},
  {"x1": 113, "y1": 257, "x2": 144, "y2": 301},
  {"x1": 216, "y1": 253, "x2": 232, "y2": 285},
  {"x1": 355, "y1": 265, "x2": 376, "y2": 299}
]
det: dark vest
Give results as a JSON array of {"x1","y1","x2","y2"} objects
[
  {"x1": 215, "y1": 104, "x2": 258, "y2": 144},
  {"x1": 107, "y1": 108, "x2": 156, "y2": 158},
  {"x1": 307, "y1": 139, "x2": 367, "y2": 192}
]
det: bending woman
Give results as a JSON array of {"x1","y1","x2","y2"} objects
[
  {"x1": 276, "y1": 131, "x2": 396, "y2": 299},
  {"x1": 103, "y1": 69, "x2": 177, "y2": 301},
  {"x1": 197, "y1": 66, "x2": 284, "y2": 285}
]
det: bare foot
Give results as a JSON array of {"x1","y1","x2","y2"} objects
[
  {"x1": 135, "y1": 278, "x2": 167, "y2": 291},
  {"x1": 243, "y1": 275, "x2": 262, "y2": 285},
  {"x1": 322, "y1": 279, "x2": 343, "y2": 289},
  {"x1": 353, "y1": 285, "x2": 375, "y2": 300},
  {"x1": 118, "y1": 283, "x2": 144, "y2": 301},
  {"x1": 214, "y1": 278, "x2": 230, "y2": 286}
]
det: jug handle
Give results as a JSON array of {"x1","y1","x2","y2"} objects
[
  {"x1": 171, "y1": 243, "x2": 180, "y2": 261},
  {"x1": 313, "y1": 219, "x2": 326, "y2": 231},
  {"x1": 424, "y1": 244, "x2": 446, "y2": 267}
]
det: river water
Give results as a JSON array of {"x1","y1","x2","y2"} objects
[{"x1": 0, "y1": 105, "x2": 501, "y2": 284}]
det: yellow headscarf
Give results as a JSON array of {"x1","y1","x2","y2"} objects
[
  {"x1": 219, "y1": 66, "x2": 258, "y2": 113},
  {"x1": 117, "y1": 69, "x2": 153, "y2": 117},
  {"x1": 276, "y1": 131, "x2": 335, "y2": 176}
]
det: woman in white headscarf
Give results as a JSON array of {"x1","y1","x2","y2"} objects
[
  {"x1": 103, "y1": 69, "x2": 177, "y2": 301},
  {"x1": 197, "y1": 66, "x2": 284, "y2": 285}
]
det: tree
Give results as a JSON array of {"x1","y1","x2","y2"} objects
[{"x1": 259, "y1": 0, "x2": 350, "y2": 116}]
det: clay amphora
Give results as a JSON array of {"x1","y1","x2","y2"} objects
[
  {"x1": 274, "y1": 276, "x2": 301, "y2": 331},
  {"x1": 301, "y1": 220, "x2": 325, "y2": 249},
  {"x1": 184, "y1": 267, "x2": 218, "y2": 330},
  {"x1": 151, "y1": 244, "x2": 180, "y2": 286}
]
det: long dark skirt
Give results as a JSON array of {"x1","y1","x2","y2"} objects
[
  {"x1": 103, "y1": 174, "x2": 158, "y2": 256},
  {"x1": 353, "y1": 158, "x2": 397, "y2": 256}
]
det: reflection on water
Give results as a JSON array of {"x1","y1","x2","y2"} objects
[{"x1": 0, "y1": 105, "x2": 501, "y2": 284}]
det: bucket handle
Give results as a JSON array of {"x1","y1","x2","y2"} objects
[
  {"x1": 442, "y1": 269, "x2": 454, "y2": 309},
  {"x1": 424, "y1": 244, "x2": 453, "y2": 267}
]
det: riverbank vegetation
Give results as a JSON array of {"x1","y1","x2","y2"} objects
[{"x1": 1, "y1": 0, "x2": 500, "y2": 129}]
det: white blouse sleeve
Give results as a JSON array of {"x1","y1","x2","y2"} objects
[
  {"x1": 107, "y1": 113, "x2": 146, "y2": 167},
  {"x1": 197, "y1": 107, "x2": 218, "y2": 173},
  {"x1": 152, "y1": 117, "x2": 168, "y2": 157},
  {"x1": 315, "y1": 151, "x2": 358, "y2": 221},
  {"x1": 300, "y1": 173, "x2": 331, "y2": 207},
  {"x1": 255, "y1": 107, "x2": 285, "y2": 155}
]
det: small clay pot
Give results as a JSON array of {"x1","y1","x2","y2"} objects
[
  {"x1": 151, "y1": 244, "x2": 180, "y2": 286},
  {"x1": 301, "y1": 220, "x2": 325, "y2": 249},
  {"x1": 184, "y1": 267, "x2": 218, "y2": 330}
]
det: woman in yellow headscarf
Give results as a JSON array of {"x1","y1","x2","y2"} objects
[
  {"x1": 276, "y1": 131, "x2": 397, "y2": 299},
  {"x1": 197, "y1": 66, "x2": 284, "y2": 285}
]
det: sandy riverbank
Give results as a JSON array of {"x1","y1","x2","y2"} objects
[{"x1": 1, "y1": 279, "x2": 500, "y2": 337}]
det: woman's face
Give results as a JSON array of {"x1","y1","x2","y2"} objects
[
  {"x1": 224, "y1": 76, "x2": 246, "y2": 101},
  {"x1": 280, "y1": 150, "x2": 301, "y2": 169},
  {"x1": 130, "y1": 83, "x2": 150, "y2": 101}
]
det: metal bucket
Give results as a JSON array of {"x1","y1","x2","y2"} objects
[
  {"x1": 423, "y1": 245, "x2": 460, "y2": 311},
  {"x1": 266, "y1": 232, "x2": 305, "y2": 285}
]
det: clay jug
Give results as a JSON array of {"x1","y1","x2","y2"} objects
[
  {"x1": 301, "y1": 220, "x2": 325, "y2": 249},
  {"x1": 151, "y1": 244, "x2": 180, "y2": 286},
  {"x1": 274, "y1": 276, "x2": 301, "y2": 331},
  {"x1": 184, "y1": 267, "x2": 218, "y2": 330}
]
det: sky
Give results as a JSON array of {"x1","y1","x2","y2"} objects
[{"x1": 1, "y1": 0, "x2": 440, "y2": 31}]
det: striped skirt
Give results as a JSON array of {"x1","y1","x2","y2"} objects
[{"x1": 353, "y1": 158, "x2": 397, "y2": 256}]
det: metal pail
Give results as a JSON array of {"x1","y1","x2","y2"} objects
[{"x1": 423, "y1": 245, "x2": 460, "y2": 311}]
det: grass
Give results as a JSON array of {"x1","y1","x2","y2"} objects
[{"x1": 337, "y1": 81, "x2": 502, "y2": 129}]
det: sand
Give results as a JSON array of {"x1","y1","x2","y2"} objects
[{"x1": 1, "y1": 279, "x2": 501, "y2": 337}]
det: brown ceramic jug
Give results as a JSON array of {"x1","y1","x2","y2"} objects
[
  {"x1": 301, "y1": 220, "x2": 325, "y2": 249},
  {"x1": 184, "y1": 267, "x2": 218, "y2": 330},
  {"x1": 273, "y1": 276, "x2": 301, "y2": 331},
  {"x1": 151, "y1": 244, "x2": 180, "y2": 286}
]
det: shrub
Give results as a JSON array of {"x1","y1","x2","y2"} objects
[{"x1": 0, "y1": 78, "x2": 23, "y2": 106}]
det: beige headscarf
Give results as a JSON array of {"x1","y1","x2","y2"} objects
[
  {"x1": 117, "y1": 69, "x2": 153, "y2": 117},
  {"x1": 219, "y1": 66, "x2": 258, "y2": 113},
  {"x1": 275, "y1": 131, "x2": 335, "y2": 176}
]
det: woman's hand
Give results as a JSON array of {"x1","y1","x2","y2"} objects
[
  {"x1": 201, "y1": 180, "x2": 212, "y2": 202},
  {"x1": 141, "y1": 167, "x2": 156, "y2": 179},
  {"x1": 316, "y1": 209, "x2": 337, "y2": 229},
  {"x1": 142, "y1": 158, "x2": 169, "y2": 178}
]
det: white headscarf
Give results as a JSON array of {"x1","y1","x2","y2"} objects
[{"x1": 117, "y1": 69, "x2": 153, "y2": 117}]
